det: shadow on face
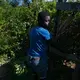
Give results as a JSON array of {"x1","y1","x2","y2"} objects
[{"x1": 38, "y1": 16, "x2": 50, "y2": 29}]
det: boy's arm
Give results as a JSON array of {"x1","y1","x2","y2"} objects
[
  {"x1": 47, "y1": 36, "x2": 59, "y2": 49},
  {"x1": 38, "y1": 28, "x2": 59, "y2": 48}
]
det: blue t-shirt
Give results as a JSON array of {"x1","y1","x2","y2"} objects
[{"x1": 28, "y1": 26, "x2": 52, "y2": 57}]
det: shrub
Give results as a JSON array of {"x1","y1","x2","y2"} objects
[{"x1": 0, "y1": 0, "x2": 56, "y2": 75}]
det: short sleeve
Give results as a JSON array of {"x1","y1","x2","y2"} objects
[{"x1": 38, "y1": 27, "x2": 52, "y2": 40}]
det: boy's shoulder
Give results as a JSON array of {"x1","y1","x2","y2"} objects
[
  {"x1": 31, "y1": 26, "x2": 50, "y2": 34},
  {"x1": 38, "y1": 27, "x2": 50, "y2": 34}
]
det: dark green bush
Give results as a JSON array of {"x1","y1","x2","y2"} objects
[
  {"x1": 0, "y1": 0, "x2": 56, "y2": 75},
  {"x1": 1, "y1": 0, "x2": 80, "y2": 78}
]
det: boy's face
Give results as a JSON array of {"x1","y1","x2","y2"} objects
[{"x1": 41, "y1": 16, "x2": 50, "y2": 28}]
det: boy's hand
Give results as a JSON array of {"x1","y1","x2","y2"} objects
[{"x1": 63, "y1": 60, "x2": 76, "y2": 69}]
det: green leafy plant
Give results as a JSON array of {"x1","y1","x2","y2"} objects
[{"x1": 0, "y1": 0, "x2": 56, "y2": 75}]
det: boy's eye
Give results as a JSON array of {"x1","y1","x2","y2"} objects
[{"x1": 45, "y1": 20, "x2": 50, "y2": 22}]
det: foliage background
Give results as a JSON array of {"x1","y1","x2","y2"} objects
[
  {"x1": 0, "y1": 0, "x2": 80, "y2": 80},
  {"x1": 0, "y1": 0, "x2": 56, "y2": 77}
]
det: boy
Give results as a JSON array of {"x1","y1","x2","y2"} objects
[{"x1": 27, "y1": 11, "x2": 52, "y2": 80}]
